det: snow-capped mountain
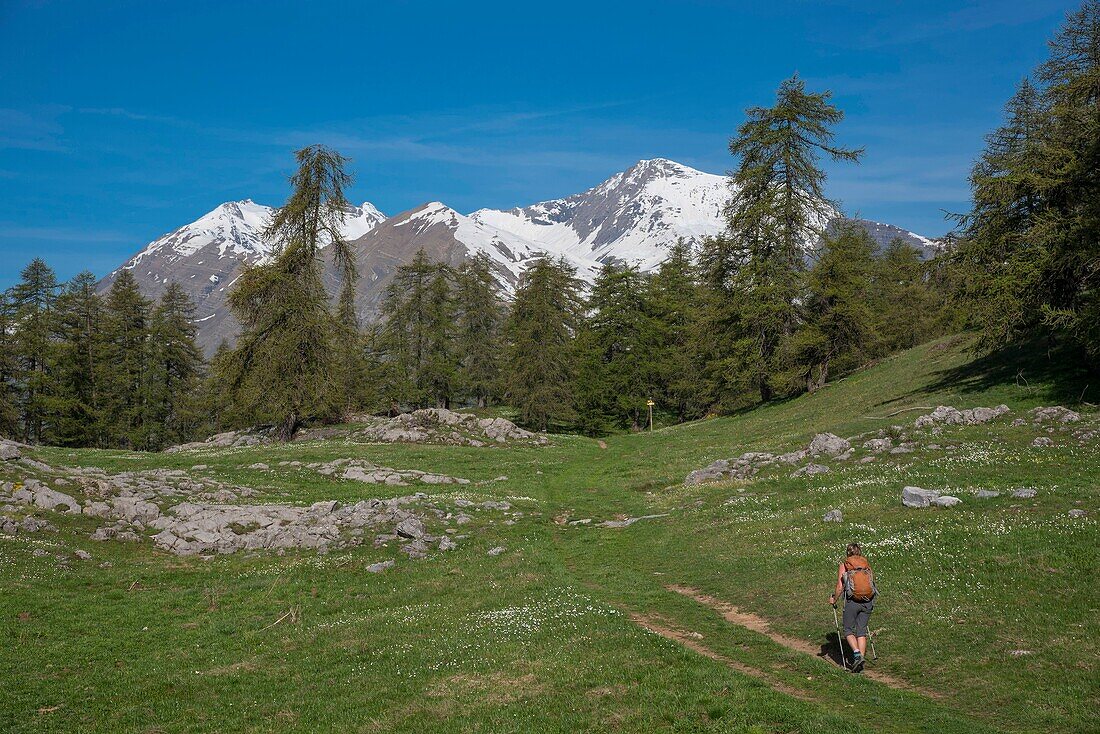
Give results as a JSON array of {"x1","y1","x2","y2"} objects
[
  {"x1": 98, "y1": 200, "x2": 384, "y2": 350},
  {"x1": 101, "y1": 158, "x2": 940, "y2": 353},
  {"x1": 471, "y1": 158, "x2": 729, "y2": 277}
]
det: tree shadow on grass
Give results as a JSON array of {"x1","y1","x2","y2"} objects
[{"x1": 902, "y1": 337, "x2": 1095, "y2": 407}]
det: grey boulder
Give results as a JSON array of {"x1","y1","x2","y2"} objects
[
  {"x1": 809, "y1": 433, "x2": 851, "y2": 457},
  {"x1": 902, "y1": 486, "x2": 940, "y2": 508}
]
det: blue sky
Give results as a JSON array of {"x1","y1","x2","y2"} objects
[{"x1": 0, "y1": 0, "x2": 1077, "y2": 287}]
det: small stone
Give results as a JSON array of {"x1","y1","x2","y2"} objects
[
  {"x1": 1032, "y1": 437, "x2": 1054, "y2": 447},
  {"x1": 439, "y1": 536, "x2": 457, "y2": 551},
  {"x1": 487, "y1": 546, "x2": 506, "y2": 556},
  {"x1": 974, "y1": 490, "x2": 1001, "y2": 499},
  {"x1": 98, "y1": 561, "x2": 113, "y2": 569},
  {"x1": 822, "y1": 509, "x2": 843, "y2": 523},
  {"x1": 933, "y1": 495, "x2": 962, "y2": 508},
  {"x1": 73, "y1": 550, "x2": 92, "y2": 561},
  {"x1": 365, "y1": 560, "x2": 395, "y2": 573},
  {"x1": 1067, "y1": 509, "x2": 1086, "y2": 518},
  {"x1": 247, "y1": 463, "x2": 270, "y2": 470},
  {"x1": 1011, "y1": 488, "x2": 1038, "y2": 499},
  {"x1": 395, "y1": 516, "x2": 426, "y2": 539},
  {"x1": 791, "y1": 463, "x2": 830, "y2": 478}
]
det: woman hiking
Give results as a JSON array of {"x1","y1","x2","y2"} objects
[{"x1": 829, "y1": 542, "x2": 877, "y2": 672}]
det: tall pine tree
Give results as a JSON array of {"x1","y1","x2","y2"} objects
[
  {"x1": 708, "y1": 75, "x2": 862, "y2": 403},
  {"x1": 10, "y1": 258, "x2": 59, "y2": 443},
  {"x1": 52, "y1": 271, "x2": 104, "y2": 447},
  {"x1": 142, "y1": 283, "x2": 203, "y2": 449},
  {"x1": 505, "y1": 257, "x2": 582, "y2": 431},
  {"x1": 224, "y1": 145, "x2": 356, "y2": 440},
  {"x1": 101, "y1": 269, "x2": 151, "y2": 448},
  {"x1": 574, "y1": 264, "x2": 658, "y2": 433},
  {"x1": 454, "y1": 254, "x2": 504, "y2": 408},
  {"x1": 789, "y1": 224, "x2": 878, "y2": 393}
]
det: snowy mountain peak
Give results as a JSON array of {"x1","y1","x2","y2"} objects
[{"x1": 470, "y1": 157, "x2": 729, "y2": 272}]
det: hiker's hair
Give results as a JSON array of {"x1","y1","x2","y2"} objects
[{"x1": 846, "y1": 543, "x2": 862, "y2": 557}]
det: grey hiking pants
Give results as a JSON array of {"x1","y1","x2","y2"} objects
[{"x1": 842, "y1": 598, "x2": 874, "y2": 637}]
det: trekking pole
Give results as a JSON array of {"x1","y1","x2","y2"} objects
[
  {"x1": 831, "y1": 604, "x2": 847, "y2": 669},
  {"x1": 869, "y1": 628, "x2": 878, "y2": 660}
]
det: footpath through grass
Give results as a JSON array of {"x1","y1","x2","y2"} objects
[{"x1": 1, "y1": 335, "x2": 1097, "y2": 733}]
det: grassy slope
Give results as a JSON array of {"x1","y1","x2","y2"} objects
[{"x1": 1, "y1": 335, "x2": 1096, "y2": 733}]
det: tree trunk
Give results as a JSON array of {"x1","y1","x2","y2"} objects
[{"x1": 278, "y1": 411, "x2": 300, "y2": 442}]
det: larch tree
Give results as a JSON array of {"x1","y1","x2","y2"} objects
[
  {"x1": 714, "y1": 74, "x2": 863, "y2": 403},
  {"x1": 224, "y1": 145, "x2": 356, "y2": 440},
  {"x1": 790, "y1": 224, "x2": 878, "y2": 393},
  {"x1": 378, "y1": 250, "x2": 437, "y2": 409},
  {"x1": 10, "y1": 258, "x2": 60, "y2": 443},
  {"x1": 51, "y1": 271, "x2": 104, "y2": 447},
  {"x1": 100, "y1": 269, "x2": 151, "y2": 448},
  {"x1": 505, "y1": 257, "x2": 582, "y2": 431},
  {"x1": 143, "y1": 283, "x2": 203, "y2": 449},
  {"x1": 454, "y1": 253, "x2": 505, "y2": 408},
  {"x1": 574, "y1": 263, "x2": 658, "y2": 434}
]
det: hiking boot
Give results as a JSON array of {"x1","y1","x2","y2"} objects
[{"x1": 851, "y1": 655, "x2": 865, "y2": 673}]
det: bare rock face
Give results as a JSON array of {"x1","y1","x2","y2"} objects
[
  {"x1": 0, "y1": 451, "x2": 513, "y2": 561},
  {"x1": 165, "y1": 429, "x2": 275, "y2": 453},
  {"x1": 0, "y1": 441, "x2": 22, "y2": 461}
]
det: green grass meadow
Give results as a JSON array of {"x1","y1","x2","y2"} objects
[{"x1": 1, "y1": 336, "x2": 1097, "y2": 733}]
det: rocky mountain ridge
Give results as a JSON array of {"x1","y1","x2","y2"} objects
[{"x1": 100, "y1": 159, "x2": 942, "y2": 353}]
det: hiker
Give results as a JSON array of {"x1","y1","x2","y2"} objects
[{"x1": 829, "y1": 542, "x2": 876, "y2": 672}]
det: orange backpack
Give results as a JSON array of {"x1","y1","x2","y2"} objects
[{"x1": 844, "y1": 555, "x2": 877, "y2": 602}]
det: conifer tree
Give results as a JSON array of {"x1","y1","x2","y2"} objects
[
  {"x1": 789, "y1": 224, "x2": 878, "y2": 393},
  {"x1": 142, "y1": 283, "x2": 203, "y2": 448},
  {"x1": 648, "y1": 239, "x2": 704, "y2": 421},
  {"x1": 10, "y1": 258, "x2": 59, "y2": 443},
  {"x1": 378, "y1": 250, "x2": 438, "y2": 409},
  {"x1": 422, "y1": 265, "x2": 458, "y2": 408},
  {"x1": 454, "y1": 254, "x2": 505, "y2": 408},
  {"x1": 953, "y1": 78, "x2": 1049, "y2": 348},
  {"x1": 100, "y1": 269, "x2": 151, "y2": 448},
  {"x1": 713, "y1": 75, "x2": 863, "y2": 402},
  {"x1": 0, "y1": 291, "x2": 18, "y2": 437},
  {"x1": 505, "y1": 257, "x2": 582, "y2": 430},
  {"x1": 956, "y1": 2, "x2": 1100, "y2": 358},
  {"x1": 224, "y1": 145, "x2": 356, "y2": 440},
  {"x1": 1031, "y1": 1, "x2": 1100, "y2": 356},
  {"x1": 574, "y1": 264, "x2": 658, "y2": 433},
  {"x1": 51, "y1": 271, "x2": 104, "y2": 447},
  {"x1": 874, "y1": 239, "x2": 940, "y2": 353}
]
